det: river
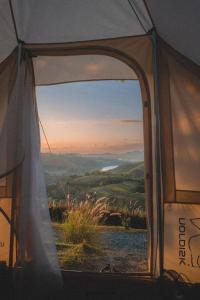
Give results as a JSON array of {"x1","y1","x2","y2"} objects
[{"x1": 101, "y1": 165, "x2": 118, "y2": 172}]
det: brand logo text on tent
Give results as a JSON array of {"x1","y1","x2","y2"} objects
[{"x1": 179, "y1": 217, "x2": 186, "y2": 266}]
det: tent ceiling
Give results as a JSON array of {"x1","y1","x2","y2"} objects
[
  {"x1": 0, "y1": 0, "x2": 200, "y2": 65},
  {"x1": 12, "y1": 0, "x2": 151, "y2": 43},
  {"x1": 147, "y1": 0, "x2": 200, "y2": 65},
  {"x1": 33, "y1": 55, "x2": 137, "y2": 86},
  {"x1": 0, "y1": 0, "x2": 17, "y2": 62}
]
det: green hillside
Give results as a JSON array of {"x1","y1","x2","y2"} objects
[
  {"x1": 110, "y1": 161, "x2": 144, "y2": 178},
  {"x1": 46, "y1": 161, "x2": 145, "y2": 211}
]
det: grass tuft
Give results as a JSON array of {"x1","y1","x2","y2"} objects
[{"x1": 63, "y1": 197, "x2": 107, "y2": 244}]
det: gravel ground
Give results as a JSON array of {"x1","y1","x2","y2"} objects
[{"x1": 55, "y1": 226, "x2": 148, "y2": 273}]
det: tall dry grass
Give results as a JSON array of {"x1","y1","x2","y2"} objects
[{"x1": 63, "y1": 197, "x2": 107, "y2": 244}]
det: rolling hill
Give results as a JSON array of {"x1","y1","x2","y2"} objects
[{"x1": 46, "y1": 160, "x2": 145, "y2": 211}]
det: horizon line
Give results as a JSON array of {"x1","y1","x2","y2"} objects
[{"x1": 40, "y1": 149, "x2": 144, "y2": 155}]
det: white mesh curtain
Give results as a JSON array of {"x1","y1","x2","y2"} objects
[{"x1": 0, "y1": 47, "x2": 62, "y2": 298}]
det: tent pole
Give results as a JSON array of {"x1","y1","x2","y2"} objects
[
  {"x1": 9, "y1": 171, "x2": 17, "y2": 268},
  {"x1": 9, "y1": 0, "x2": 19, "y2": 43},
  {"x1": 152, "y1": 30, "x2": 164, "y2": 277}
]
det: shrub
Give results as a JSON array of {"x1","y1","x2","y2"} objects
[
  {"x1": 63, "y1": 197, "x2": 107, "y2": 244},
  {"x1": 125, "y1": 203, "x2": 147, "y2": 229},
  {"x1": 49, "y1": 199, "x2": 75, "y2": 223},
  {"x1": 103, "y1": 213, "x2": 122, "y2": 226}
]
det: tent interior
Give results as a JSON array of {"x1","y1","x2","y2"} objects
[{"x1": 1, "y1": 1, "x2": 200, "y2": 299}]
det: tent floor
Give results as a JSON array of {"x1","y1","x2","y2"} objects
[
  {"x1": 1, "y1": 268, "x2": 200, "y2": 299},
  {"x1": 60, "y1": 271, "x2": 200, "y2": 300}
]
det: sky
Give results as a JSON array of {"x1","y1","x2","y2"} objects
[{"x1": 36, "y1": 80, "x2": 144, "y2": 154}]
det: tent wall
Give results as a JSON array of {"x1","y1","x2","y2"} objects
[
  {"x1": 0, "y1": 51, "x2": 17, "y2": 267},
  {"x1": 164, "y1": 203, "x2": 200, "y2": 283},
  {"x1": 158, "y1": 39, "x2": 200, "y2": 282},
  {"x1": 158, "y1": 39, "x2": 200, "y2": 204}
]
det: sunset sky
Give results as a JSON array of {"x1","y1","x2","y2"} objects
[{"x1": 36, "y1": 80, "x2": 144, "y2": 154}]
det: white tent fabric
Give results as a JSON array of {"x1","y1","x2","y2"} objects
[
  {"x1": 0, "y1": 0, "x2": 153, "y2": 63},
  {"x1": 147, "y1": 0, "x2": 200, "y2": 65},
  {"x1": 0, "y1": 49, "x2": 62, "y2": 296},
  {"x1": 0, "y1": 0, "x2": 17, "y2": 62},
  {"x1": 12, "y1": 0, "x2": 152, "y2": 43},
  {"x1": 170, "y1": 56, "x2": 200, "y2": 192},
  {"x1": 164, "y1": 203, "x2": 200, "y2": 283},
  {"x1": 33, "y1": 55, "x2": 137, "y2": 86}
]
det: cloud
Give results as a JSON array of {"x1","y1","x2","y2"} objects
[
  {"x1": 117, "y1": 119, "x2": 143, "y2": 125},
  {"x1": 41, "y1": 141, "x2": 144, "y2": 154},
  {"x1": 43, "y1": 118, "x2": 143, "y2": 127}
]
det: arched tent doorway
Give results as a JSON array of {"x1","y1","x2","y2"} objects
[{"x1": 35, "y1": 53, "x2": 153, "y2": 275}]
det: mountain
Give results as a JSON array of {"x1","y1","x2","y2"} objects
[
  {"x1": 83, "y1": 151, "x2": 144, "y2": 162},
  {"x1": 41, "y1": 151, "x2": 144, "y2": 180},
  {"x1": 41, "y1": 153, "x2": 122, "y2": 177}
]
